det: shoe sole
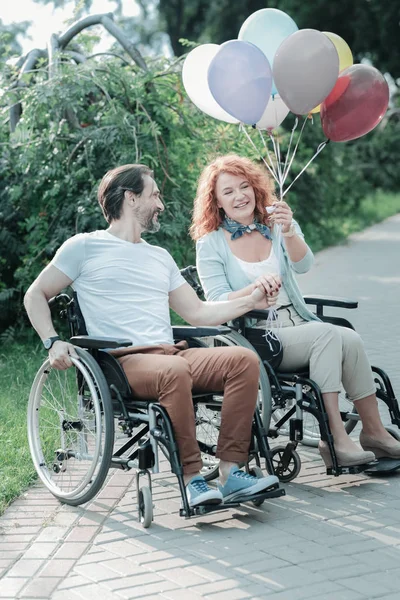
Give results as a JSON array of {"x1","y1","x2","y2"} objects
[
  {"x1": 222, "y1": 477, "x2": 279, "y2": 503},
  {"x1": 190, "y1": 497, "x2": 222, "y2": 508},
  {"x1": 361, "y1": 445, "x2": 400, "y2": 459}
]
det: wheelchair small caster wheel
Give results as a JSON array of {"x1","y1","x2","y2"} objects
[
  {"x1": 248, "y1": 466, "x2": 265, "y2": 506},
  {"x1": 271, "y1": 446, "x2": 301, "y2": 483},
  {"x1": 138, "y1": 486, "x2": 153, "y2": 528}
]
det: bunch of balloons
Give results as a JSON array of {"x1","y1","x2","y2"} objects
[{"x1": 182, "y1": 8, "x2": 389, "y2": 144}]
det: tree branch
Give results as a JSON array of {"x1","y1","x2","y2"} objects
[
  {"x1": 101, "y1": 15, "x2": 148, "y2": 71},
  {"x1": 47, "y1": 34, "x2": 59, "y2": 79},
  {"x1": 62, "y1": 50, "x2": 87, "y2": 64},
  {"x1": 58, "y1": 13, "x2": 115, "y2": 49},
  {"x1": 9, "y1": 48, "x2": 45, "y2": 132}
]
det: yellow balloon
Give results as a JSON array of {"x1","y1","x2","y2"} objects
[
  {"x1": 323, "y1": 31, "x2": 354, "y2": 73},
  {"x1": 309, "y1": 32, "x2": 353, "y2": 115}
]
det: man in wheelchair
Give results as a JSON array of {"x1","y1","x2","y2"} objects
[{"x1": 24, "y1": 163, "x2": 279, "y2": 509}]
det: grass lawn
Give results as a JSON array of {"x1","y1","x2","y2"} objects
[
  {"x1": 0, "y1": 337, "x2": 45, "y2": 514},
  {"x1": 1, "y1": 191, "x2": 400, "y2": 515}
]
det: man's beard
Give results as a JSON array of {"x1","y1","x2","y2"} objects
[{"x1": 140, "y1": 209, "x2": 160, "y2": 233}]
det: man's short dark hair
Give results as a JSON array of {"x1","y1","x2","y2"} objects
[{"x1": 97, "y1": 164, "x2": 153, "y2": 223}]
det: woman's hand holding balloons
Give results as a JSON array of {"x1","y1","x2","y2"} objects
[{"x1": 268, "y1": 201, "x2": 293, "y2": 233}]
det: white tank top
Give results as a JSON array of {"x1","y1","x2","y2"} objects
[{"x1": 235, "y1": 247, "x2": 291, "y2": 308}]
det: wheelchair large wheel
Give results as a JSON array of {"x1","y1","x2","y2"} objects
[{"x1": 27, "y1": 348, "x2": 114, "y2": 506}]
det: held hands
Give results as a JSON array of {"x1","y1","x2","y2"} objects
[
  {"x1": 267, "y1": 200, "x2": 293, "y2": 233},
  {"x1": 49, "y1": 341, "x2": 79, "y2": 370},
  {"x1": 250, "y1": 273, "x2": 281, "y2": 308}
]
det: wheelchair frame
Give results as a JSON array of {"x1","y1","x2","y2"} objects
[
  {"x1": 181, "y1": 266, "x2": 400, "y2": 480},
  {"x1": 27, "y1": 290, "x2": 285, "y2": 529}
]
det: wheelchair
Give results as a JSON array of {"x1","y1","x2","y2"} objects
[
  {"x1": 181, "y1": 266, "x2": 400, "y2": 482},
  {"x1": 27, "y1": 291, "x2": 285, "y2": 529}
]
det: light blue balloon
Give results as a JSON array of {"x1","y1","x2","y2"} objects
[
  {"x1": 239, "y1": 8, "x2": 298, "y2": 96},
  {"x1": 208, "y1": 40, "x2": 272, "y2": 125}
]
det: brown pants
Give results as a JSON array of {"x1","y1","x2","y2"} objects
[{"x1": 116, "y1": 342, "x2": 260, "y2": 475}]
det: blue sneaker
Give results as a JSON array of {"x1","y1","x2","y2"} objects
[
  {"x1": 186, "y1": 476, "x2": 223, "y2": 507},
  {"x1": 218, "y1": 467, "x2": 279, "y2": 503}
]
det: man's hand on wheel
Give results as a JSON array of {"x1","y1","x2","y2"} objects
[{"x1": 49, "y1": 341, "x2": 79, "y2": 370}]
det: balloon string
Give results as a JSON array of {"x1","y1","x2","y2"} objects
[
  {"x1": 275, "y1": 133, "x2": 284, "y2": 188},
  {"x1": 258, "y1": 129, "x2": 278, "y2": 180},
  {"x1": 240, "y1": 124, "x2": 279, "y2": 184},
  {"x1": 282, "y1": 115, "x2": 309, "y2": 183},
  {"x1": 268, "y1": 133, "x2": 283, "y2": 190},
  {"x1": 282, "y1": 117, "x2": 299, "y2": 182},
  {"x1": 282, "y1": 140, "x2": 329, "y2": 198}
]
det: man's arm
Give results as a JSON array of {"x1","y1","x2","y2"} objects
[
  {"x1": 169, "y1": 282, "x2": 266, "y2": 327},
  {"x1": 24, "y1": 265, "x2": 79, "y2": 369}
]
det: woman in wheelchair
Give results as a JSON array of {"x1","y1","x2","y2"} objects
[{"x1": 191, "y1": 154, "x2": 400, "y2": 468}]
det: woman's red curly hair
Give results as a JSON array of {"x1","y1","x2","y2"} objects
[{"x1": 190, "y1": 154, "x2": 277, "y2": 241}]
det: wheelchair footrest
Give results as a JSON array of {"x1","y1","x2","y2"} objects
[
  {"x1": 326, "y1": 461, "x2": 378, "y2": 476},
  {"x1": 364, "y1": 458, "x2": 400, "y2": 475},
  {"x1": 179, "y1": 484, "x2": 285, "y2": 517}
]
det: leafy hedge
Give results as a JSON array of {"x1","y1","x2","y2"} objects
[{"x1": 0, "y1": 54, "x2": 398, "y2": 334}]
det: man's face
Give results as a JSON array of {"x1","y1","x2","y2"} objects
[{"x1": 134, "y1": 175, "x2": 164, "y2": 233}]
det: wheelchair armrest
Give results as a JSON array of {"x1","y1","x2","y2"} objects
[
  {"x1": 70, "y1": 335, "x2": 132, "y2": 349},
  {"x1": 48, "y1": 293, "x2": 72, "y2": 309},
  {"x1": 172, "y1": 326, "x2": 231, "y2": 339},
  {"x1": 303, "y1": 295, "x2": 358, "y2": 310}
]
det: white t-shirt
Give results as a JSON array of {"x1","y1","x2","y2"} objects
[
  {"x1": 51, "y1": 230, "x2": 186, "y2": 346},
  {"x1": 235, "y1": 247, "x2": 291, "y2": 308}
]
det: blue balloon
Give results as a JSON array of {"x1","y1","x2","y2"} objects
[
  {"x1": 239, "y1": 8, "x2": 298, "y2": 96},
  {"x1": 207, "y1": 40, "x2": 272, "y2": 125}
]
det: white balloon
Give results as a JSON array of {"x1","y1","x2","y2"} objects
[
  {"x1": 182, "y1": 44, "x2": 239, "y2": 123},
  {"x1": 256, "y1": 95, "x2": 290, "y2": 130}
]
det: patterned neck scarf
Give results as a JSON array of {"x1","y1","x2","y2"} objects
[{"x1": 221, "y1": 216, "x2": 272, "y2": 241}]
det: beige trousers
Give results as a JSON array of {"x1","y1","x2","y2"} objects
[{"x1": 271, "y1": 306, "x2": 376, "y2": 401}]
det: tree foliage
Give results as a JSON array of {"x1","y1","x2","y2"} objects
[{"x1": 0, "y1": 19, "x2": 31, "y2": 66}]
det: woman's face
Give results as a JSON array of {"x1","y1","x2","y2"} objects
[{"x1": 215, "y1": 172, "x2": 256, "y2": 224}]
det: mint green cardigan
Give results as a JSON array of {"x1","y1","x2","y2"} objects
[{"x1": 196, "y1": 220, "x2": 320, "y2": 323}]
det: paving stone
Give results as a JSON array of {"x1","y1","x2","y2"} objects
[
  {"x1": 268, "y1": 582, "x2": 361, "y2": 600},
  {"x1": 19, "y1": 576, "x2": 62, "y2": 598},
  {"x1": 0, "y1": 577, "x2": 28, "y2": 598},
  {"x1": 22, "y1": 542, "x2": 58, "y2": 560},
  {"x1": 35, "y1": 526, "x2": 69, "y2": 543},
  {"x1": 39, "y1": 558, "x2": 76, "y2": 577},
  {"x1": 65, "y1": 526, "x2": 99, "y2": 543},
  {"x1": 57, "y1": 574, "x2": 94, "y2": 590},
  {"x1": 6, "y1": 558, "x2": 45, "y2": 577},
  {"x1": 340, "y1": 575, "x2": 394, "y2": 597},
  {"x1": 53, "y1": 542, "x2": 89, "y2": 559},
  {"x1": 101, "y1": 572, "x2": 163, "y2": 592},
  {"x1": 116, "y1": 581, "x2": 179, "y2": 599},
  {"x1": 74, "y1": 560, "x2": 128, "y2": 583}
]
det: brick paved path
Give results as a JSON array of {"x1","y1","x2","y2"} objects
[{"x1": 1, "y1": 215, "x2": 400, "y2": 600}]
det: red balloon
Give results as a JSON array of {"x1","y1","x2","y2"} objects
[{"x1": 321, "y1": 64, "x2": 389, "y2": 142}]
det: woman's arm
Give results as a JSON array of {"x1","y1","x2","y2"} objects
[{"x1": 270, "y1": 202, "x2": 314, "y2": 274}]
